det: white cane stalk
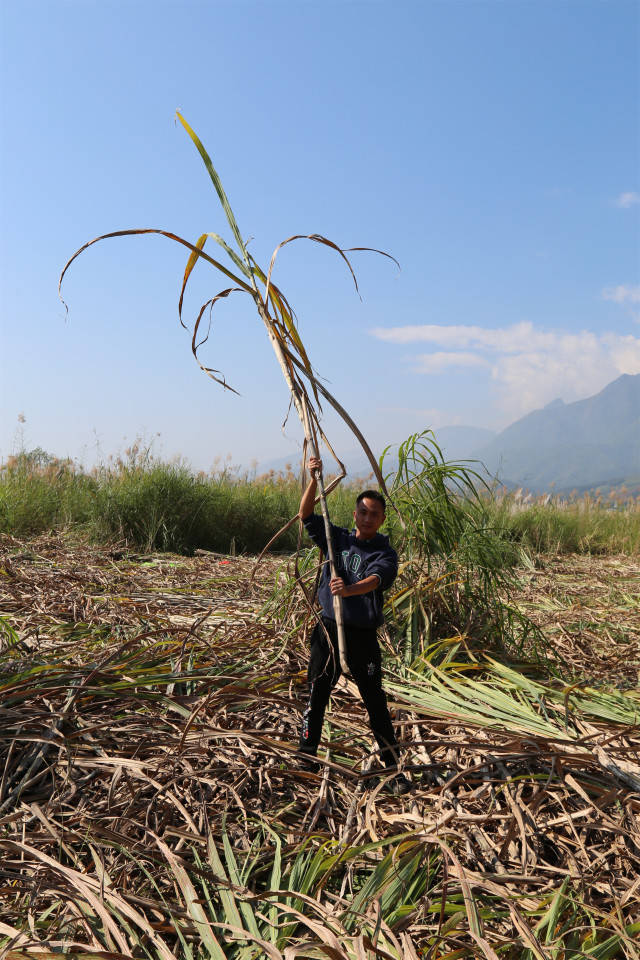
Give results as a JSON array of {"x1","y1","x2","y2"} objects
[{"x1": 251, "y1": 294, "x2": 349, "y2": 675}]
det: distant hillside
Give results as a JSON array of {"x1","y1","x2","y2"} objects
[
  {"x1": 431, "y1": 425, "x2": 497, "y2": 461},
  {"x1": 472, "y1": 374, "x2": 640, "y2": 493},
  {"x1": 257, "y1": 376, "x2": 639, "y2": 493}
]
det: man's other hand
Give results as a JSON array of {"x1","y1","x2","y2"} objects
[
  {"x1": 308, "y1": 456, "x2": 322, "y2": 475},
  {"x1": 329, "y1": 577, "x2": 349, "y2": 597}
]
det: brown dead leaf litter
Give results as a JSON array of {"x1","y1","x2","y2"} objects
[
  {"x1": 1, "y1": 533, "x2": 639, "y2": 957},
  {"x1": 511, "y1": 553, "x2": 640, "y2": 689}
]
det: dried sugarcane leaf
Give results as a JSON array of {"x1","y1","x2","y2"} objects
[
  {"x1": 190, "y1": 287, "x2": 247, "y2": 394},
  {"x1": 59, "y1": 227, "x2": 252, "y2": 313}
]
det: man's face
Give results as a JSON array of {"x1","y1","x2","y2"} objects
[{"x1": 353, "y1": 497, "x2": 386, "y2": 540}]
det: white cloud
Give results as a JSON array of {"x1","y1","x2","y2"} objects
[
  {"x1": 370, "y1": 322, "x2": 640, "y2": 418},
  {"x1": 372, "y1": 321, "x2": 583, "y2": 355},
  {"x1": 615, "y1": 191, "x2": 640, "y2": 208},
  {"x1": 602, "y1": 284, "x2": 640, "y2": 304},
  {"x1": 603, "y1": 333, "x2": 640, "y2": 372},
  {"x1": 371, "y1": 322, "x2": 530, "y2": 349},
  {"x1": 412, "y1": 351, "x2": 488, "y2": 373},
  {"x1": 486, "y1": 332, "x2": 640, "y2": 416}
]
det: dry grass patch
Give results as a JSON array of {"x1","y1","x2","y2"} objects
[
  {"x1": 510, "y1": 554, "x2": 640, "y2": 689},
  {"x1": 1, "y1": 535, "x2": 639, "y2": 958}
]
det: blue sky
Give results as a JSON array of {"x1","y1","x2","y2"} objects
[{"x1": 1, "y1": 0, "x2": 638, "y2": 471}]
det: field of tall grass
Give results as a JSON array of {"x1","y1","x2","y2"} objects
[
  {"x1": 0, "y1": 444, "x2": 347, "y2": 554},
  {"x1": 1, "y1": 444, "x2": 639, "y2": 556}
]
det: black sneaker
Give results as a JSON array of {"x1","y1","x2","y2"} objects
[
  {"x1": 384, "y1": 773, "x2": 412, "y2": 796},
  {"x1": 295, "y1": 749, "x2": 320, "y2": 770}
]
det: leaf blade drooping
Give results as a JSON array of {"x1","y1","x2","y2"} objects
[{"x1": 179, "y1": 232, "x2": 252, "y2": 328}]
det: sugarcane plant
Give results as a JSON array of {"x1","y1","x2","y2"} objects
[
  {"x1": 59, "y1": 112, "x2": 398, "y2": 672},
  {"x1": 380, "y1": 431, "x2": 545, "y2": 663}
]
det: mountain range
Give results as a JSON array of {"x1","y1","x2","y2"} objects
[
  {"x1": 259, "y1": 374, "x2": 640, "y2": 494},
  {"x1": 471, "y1": 373, "x2": 639, "y2": 493}
]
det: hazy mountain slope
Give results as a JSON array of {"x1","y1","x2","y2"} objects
[
  {"x1": 472, "y1": 374, "x2": 640, "y2": 492},
  {"x1": 430, "y1": 425, "x2": 497, "y2": 461},
  {"x1": 257, "y1": 376, "x2": 638, "y2": 492}
]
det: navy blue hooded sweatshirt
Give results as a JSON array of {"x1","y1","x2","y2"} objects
[{"x1": 303, "y1": 513, "x2": 398, "y2": 628}]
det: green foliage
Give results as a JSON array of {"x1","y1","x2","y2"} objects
[
  {"x1": 487, "y1": 493, "x2": 640, "y2": 555},
  {"x1": 182, "y1": 829, "x2": 437, "y2": 956},
  {"x1": 93, "y1": 460, "x2": 211, "y2": 553},
  {"x1": 0, "y1": 449, "x2": 96, "y2": 536},
  {"x1": 1, "y1": 439, "x2": 638, "y2": 560},
  {"x1": 0, "y1": 445, "x2": 353, "y2": 554},
  {"x1": 382, "y1": 432, "x2": 538, "y2": 660},
  {"x1": 90, "y1": 458, "x2": 311, "y2": 555}
]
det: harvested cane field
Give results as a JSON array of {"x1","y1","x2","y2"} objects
[{"x1": 1, "y1": 532, "x2": 639, "y2": 958}]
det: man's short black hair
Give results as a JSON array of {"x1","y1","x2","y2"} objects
[{"x1": 356, "y1": 489, "x2": 386, "y2": 514}]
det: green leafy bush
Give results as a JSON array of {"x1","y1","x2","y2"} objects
[
  {"x1": 0, "y1": 449, "x2": 95, "y2": 536},
  {"x1": 1, "y1": 441, "x2": 638, "y2": 561},
  {"x1": 381, "y1": 432, "x2": 538, "y2": 660}
]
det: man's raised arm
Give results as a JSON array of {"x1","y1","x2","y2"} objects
[{"x1": 299, "y1": 456, "x2": 322, "y2": 520}]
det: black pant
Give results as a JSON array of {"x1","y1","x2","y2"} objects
[{"x1": 299, "y1": 617, "x2": 399, "y2": 768}]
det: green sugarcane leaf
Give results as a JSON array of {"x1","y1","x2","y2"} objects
[
  {"x1": 176, "y1": 112, "x2": 248, "y2": 264},
  {"x1": 220, "y1": 825, "x2": 262, "y2": 939},
  {"x1": 206, "y1": 834, "x2": 248, "y2": 936},
  {"x1": 178, "y1": 233, "x2": 252, "y2": 329},
  {"x1": 248, "y1": 257, "x2": 318, "y2": 403},
  {"x1": 154, "y1": 833, "x2": 226, "y2": 960}
]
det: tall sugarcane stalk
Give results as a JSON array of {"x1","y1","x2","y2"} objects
[
  {"x1": 300, "y1": 397, "x2": 349, "y2": 674},
  {"x1": 251, "y1": 286, "x2": 349, "y2": 672},
  {"x1": 59, "y1": 114, "x2": 397, "y2": 677},
  {"x1": 310, "y1": 463, "x2": 348, "y2": 674}
]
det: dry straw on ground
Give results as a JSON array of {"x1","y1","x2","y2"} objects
[{"x1": 1, "y1": 534, "x2": 639, "y2": 958}]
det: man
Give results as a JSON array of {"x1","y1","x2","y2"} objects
[{"x1": 297, "y1": 456, "x2": 411, "y2": 795}]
